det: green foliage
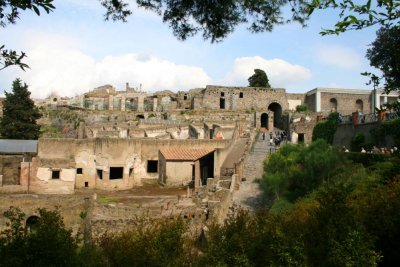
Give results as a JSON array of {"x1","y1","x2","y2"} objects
[
  {"x1": 304, "y1": 173, "x2": 381, "y2": 267},
  {"x1": 40, "y1": 125, "x2": 63, "y2": 138},
  {"x1": 101, "y1": 0, "x2": 308, "y2": 43},
  {"x1": 1, "y1": 0, "x2": 55, "y2": 70},
  {"x1": 295, "y1": 104, "x2": 308, "y2": 112},
  {"x1": 350, "y1": 132, "x2": 365, "y2": 152},
  {"x1": 307, "y1": 0, "x2": 400, "y2": 35},
  {"x1": 370, "y1": 117, "x2": 400, "y2": 147},
  {"x1": 248, "y1": 68, "x2": 271, "y2": 88},
  {"x1": 312, "y1": 112, "x2": 339, "y2": 144},
  {"x1": 201, "y1": 209, "x2": 306, "y2": 267},
  {"x1": 0, "y1": 79, "x2": 42, "y2": 139},
  {"x1": 0, "y1": 206, "x2": 79, "y2": 267},
  {"x1": 262, "y1": 139, "x2": 341, "y2": 204},
  {"x1": 343, "y1": 152, "x2": 388, "y2": 167},
  {"x1": 98, "y1": 217, "x2": 191, "y2": 267},
  {"x1": 366, "y1": 26, "x2": 400, "y2": 93}
]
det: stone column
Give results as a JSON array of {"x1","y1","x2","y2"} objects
[
  {"x1": 20, "y1": 162, "x2": 30, "y2": 188},
  {"x1": 375, "y1": 92, "x2": 380, "y2": 109},
  {"x1": 268, "y1": 111, "x2": 273, "y2": 131},
  {"x1": 121, "y1": 95, "x2": 126, "y2": 111},
  {"x1": 153, "y1": 98, "x2": 158, "y2": 112},
  {"x1": 194, "y1": 160, "x2": 201, "y2": 192},
  {"x1": 108, "y1": 95, "x2": 114, "y2": 111},
  {"x1": 138, "y1": 96, "x2": 144, "y2": 112},
  {"x1": 103, "y1": 168, "x2": 110, "y2": 187},
  {"x1": 316, "y1": 91, "x2": 321, "y2": 112}
]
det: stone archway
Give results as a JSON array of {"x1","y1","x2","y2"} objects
[
  {"x1": 26, "y1": 215, "x2": 40, "y2": 233},
  {"x1": 268, "y1": 102, "x2": 282, "y2": 128},
  {"x1": 260, "y1": 113, "x2": 269, "y2": 128}
]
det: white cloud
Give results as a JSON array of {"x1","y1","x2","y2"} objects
[
  {"x1": 221, "y1": 56, "x2": 312, "y2": 88},
  {"x1": 19, "y1": 40, "x2": 212, "y2": 99},
  {"x1": 315, "y1": 45, "x2": 362, "y2": 69}
]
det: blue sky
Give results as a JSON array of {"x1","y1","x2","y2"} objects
[{"x1": 0, "y1": 0, "x2": 380, "y2": 99}]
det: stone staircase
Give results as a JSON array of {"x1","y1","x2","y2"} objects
[{"x1": 232, "y1": 132, "x2": 272, "y2": 211}]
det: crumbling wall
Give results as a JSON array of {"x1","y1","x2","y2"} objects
[{"x1": 0, "y1": 155, "x2": 24, "y2": 185}]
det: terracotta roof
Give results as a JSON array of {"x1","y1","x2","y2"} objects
[{"x1": 160, "y1": 148, "x2": 215, "y2": 161}]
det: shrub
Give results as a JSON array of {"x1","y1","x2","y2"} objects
[{"x1": 312, "y1": 112, "x2": 339, "y2": 144}]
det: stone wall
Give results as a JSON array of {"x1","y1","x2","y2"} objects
[
  {"x1": 333, "y1": 122, "x2": 379, "y2": 148},
  {"x1": 0, "y1": 194, "x2": 88, "y2": 234},
  {"x1": 201, "y1": 86, "x2": 289, "y2": 111},
  {"x1": 320, "y1": 92, "x2": 371, "y2": 115},
  {"x1": 35, "y1": 138, "x2": 230, "y2": 192},
  {"x1": 0, "y1": 155, "x2": 24, "y2": 185}
]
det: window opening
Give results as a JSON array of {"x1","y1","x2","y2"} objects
[
  {"x1": 110, "y1": 167, "x2": 123, "y2": 179},
  {"x1": 147, "y1": 160, "x2": 158, "y2": 173},
  {"x1": 97, "y1": 169, "x2": 103, "y2": 179},
  {"x1": 52, "y1": 170, "x2": 60, "y2": 179}
]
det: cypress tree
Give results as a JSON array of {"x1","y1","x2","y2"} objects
[{"x1": 0, "y1": 78, "x2": 42, "y2": 139}]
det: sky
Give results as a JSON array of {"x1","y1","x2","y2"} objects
[{"x1": 0, "y1": 0, "x2": 380, "y2": 99}]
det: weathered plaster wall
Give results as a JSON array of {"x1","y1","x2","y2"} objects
[
  {"x1": 36, "y1": 138, "x2": 230, "y2": 192},
  {"x1": 165, "y1": 161, "x2": 193, "y2": 186}
]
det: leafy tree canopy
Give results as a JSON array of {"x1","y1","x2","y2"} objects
[
  {"x1": 0, "y1": 78, "x2": 42, "y2": 140},
  {"x1": 307, "y1": 0, "x2": 400, "y2": 35},
  {"x1": 0, "y1": 0, "x2": 55, "y2": 70},
  {"x1": 0, "y1": 207, "x2": 79, "y2": 267},
  {"x1": 248, "y1": 68, "x2": 271, "y2": 88},
  {"x1": 101, "y1": 0, "x2": 309, "y2": 43},
  {"x1": 366, "y1": 25, "x2": 400, "y2": 93}
]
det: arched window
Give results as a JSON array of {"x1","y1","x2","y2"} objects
[
  {"x1": 356, "y1": 99, "x2": 363, "y2": 112},
  {"x1": 329, "y1": 98, "x2": 337, "y2": 111},
  {"x1": 26, "y1": 216, "x2": 40, "y2": 234}
]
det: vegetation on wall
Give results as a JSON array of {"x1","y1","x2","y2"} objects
[
  {"x1": 312, "y1": 112, "x2": 339, "y2": 144},
  {"x1": 295, "y1": 104, "x2": 308, "y2": 112},
  {"x1": 370, "y1": 117, "x2": 400, "y2": 147}
]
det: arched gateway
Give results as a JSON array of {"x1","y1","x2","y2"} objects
[{"x1": 268, "y1": 102, "x2": 282, "y2": 129}]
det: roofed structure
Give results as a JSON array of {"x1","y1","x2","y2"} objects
[{"x1": 159, "y1": 148, "x2": 214, "y2": 161}]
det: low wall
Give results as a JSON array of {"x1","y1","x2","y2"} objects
[{"x1": 333, "y1": 122, "x2": 378, "y2": 148}]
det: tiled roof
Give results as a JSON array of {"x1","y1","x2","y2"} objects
[{"x1": 160, "y1": 148, "x2": 215, "y2": 161}]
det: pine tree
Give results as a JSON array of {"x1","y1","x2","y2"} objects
[
  {"x1": 248, "y1": 69, "x2": 271, "y2": 88},
  {"x1": 0, "y1": 78, "x2": 42, "y2": 139}
]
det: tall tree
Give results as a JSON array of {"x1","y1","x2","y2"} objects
[
  {"x1": 0, "y1": 79, "x2": 42, "y2": 140},
  {"x1": 248, "y1": 69, "x2": 271, "y2": 87},
  {"x1": 366, "y1": 26, "x2": 400, "y2": 93}
]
